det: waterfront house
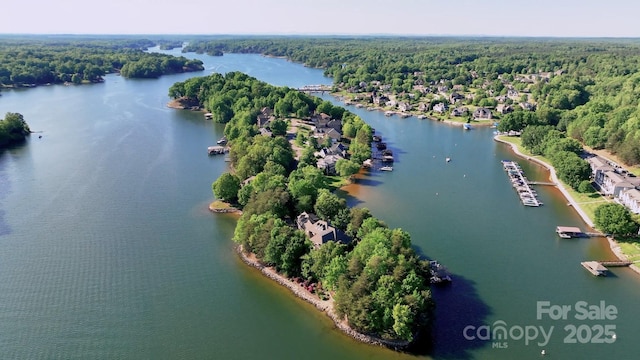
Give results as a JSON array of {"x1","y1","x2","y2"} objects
[
  {"x1": 473, "y1": 107, "x2": 493, "y2": 120},
  {"x1": 587, "y1": 156, "x2": 614, "y2": 188},
  {"x1": 619, "y1": 188, "x2": 640, "y2": 214},
  {"x1": 315, "y1": 143, "x2": 347, "y2": 158},
  {"x1": 496, "y1": 104, "x2": 514, "y2": 114},
  {"x1": 451, "y1": 107, "x2": 468, "y2": 117},
  {"x1": 433, "y1": 102, "x2": 448, "y2": 113},
  {"x1": 296, "y1": 212, "x2": 351, "y2": 248},
  {"x1": 317, "y1": 155, "x2": 343, "y2": 175},
  {"x1": 398, "y1": 102, "x2": 412, "y2": 112},
  {"x1": 601, "y1": 171, "x2": 635, "y2": 197}
]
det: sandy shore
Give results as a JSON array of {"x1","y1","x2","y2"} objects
[
  {"x1": 494, "y1": 136, "x2": 640, "y2": 275},
  {"x1": 235, "y1": 245, "x2": 411, "y2": 350}
]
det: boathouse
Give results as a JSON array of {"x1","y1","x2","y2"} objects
[{"x1": 556, "y1": 226, "x2": 582, "y2": 238}]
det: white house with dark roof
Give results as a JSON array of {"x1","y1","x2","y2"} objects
[
  {"x1": 602, "y1": 171, "x2": 635, "y2": 197},
  {"x1": 619, "y1": 188, "x2": 640, "y2": 214},
  {"x1": 587, "y1": 157, "x2": 615, "y2": 189},
  {"x1": 296, "y1": 212, "x2": 351, "y2": 248}
]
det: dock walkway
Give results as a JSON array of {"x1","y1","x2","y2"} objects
[{"x1": 501, "y1": 160, "x2": 542, "y2": 207}]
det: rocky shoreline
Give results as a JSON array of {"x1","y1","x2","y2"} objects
[{"x1": 235, "y1": 245, "x2": 412, "y2": 351}]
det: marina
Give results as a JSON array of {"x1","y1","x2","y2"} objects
[{"x1": 502, "y1": 160, "x2": 542, "y2": 207}]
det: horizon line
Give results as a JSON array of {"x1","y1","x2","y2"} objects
[{"x1": 1, "y1": 33, "x2": 640, "y2": 40}]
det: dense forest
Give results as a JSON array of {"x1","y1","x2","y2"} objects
[
  {"x1": 0, "y1": 37, "x2": 204, "y2": 87},
  {"x1": 184, "y1": 37, "x2": 640, "y2": 166},
  {"x1": 0, "y1": 112, "x2": 30, "y2": 148},
  {"x1": 171, "y1": 72, "x2": 432, "y2": 342}
]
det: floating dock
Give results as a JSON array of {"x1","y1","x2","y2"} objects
[{"x1": 501, "y1": 160, "x2": 542, "y2": 207}]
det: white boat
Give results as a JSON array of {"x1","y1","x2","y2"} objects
[
  {"x1": 380, "y1": 166, "x2": 393, "y2": 171},
  {"x1": 446, "y1": 157, "x2": 451, "y2": 162}
]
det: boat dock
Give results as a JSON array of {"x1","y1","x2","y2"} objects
[
  {"x1": 207, "y1": 146, "x2": 229, "y2": 155},
  {"x1": 581, "y1": 260, "x2": 632, "y2": 276},
  {"x1": 556, "y1": 226, "x2": 583, "y2": 238},
  {"x1": 501, "y1": 160, "x2": 542, "y2": 207}
]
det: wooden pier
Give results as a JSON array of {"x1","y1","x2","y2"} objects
[
  {"x1": 527, "y1": 181, "x2": 556, "y2": 186},
  {"x1": 502, "y1": 160, "x2": 542, "y2": 207},
  {"x1": 600, "y1": 261, "x2": 632, "y2": 267}
]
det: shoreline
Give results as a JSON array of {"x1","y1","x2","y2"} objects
[
  {"x1": 235, "y1": 245, "x2": 412, "y2": 351},
  {"x1": 332, "y1": 94, "x2": 494, "y2": 127},
  {"x1": 494, "y1": 135, "x2": 640, "y2": 275}
]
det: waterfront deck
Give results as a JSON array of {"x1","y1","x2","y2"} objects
[{"x1": 501, "y1": 160, "x2": 542, "y2": 207}]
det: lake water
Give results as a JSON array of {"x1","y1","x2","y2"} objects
[{"x1": 1, "y1": 48, "x2": 639, "y2": 359}]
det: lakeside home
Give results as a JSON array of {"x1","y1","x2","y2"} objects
[{"x1": 296, "y1": 212, "x2": 351, "y2": 248}]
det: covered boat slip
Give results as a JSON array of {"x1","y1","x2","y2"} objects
[{"x1": 556, "y1": 226, "x2": 583, "y2": 238}]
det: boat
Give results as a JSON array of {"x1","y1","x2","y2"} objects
[
  {"x1": 204, "y1": 113, "x2": 213, "y2": 120},
  {"x1": 380, "y1": 166, "x2": 393, "y2": 171},
  {"x1": 446, "y1": 157, "x2": 451, "y2": 162},
  {"x1": 463, "y1": 123, "x2": 472, "y2": 130},
  {"x1": 429, "y1": 260, "x2": 453, "y2": 285},
  {"x1": 216, "y1": 136, "x2": 227, "y2": 145},
  {"x1": 376, "y1": 142, "x2": 387, "y2": 150},
  {"x1": 372, "y1": 135, "x2": 382, "y2": 142}
]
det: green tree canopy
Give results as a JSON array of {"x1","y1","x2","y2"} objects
[
  {"x1": 594, "y1": 203, "x2": 638, "y2": 236},
  {"x1": 212, "y1": 172, "x2": 240, "y2": 202}
]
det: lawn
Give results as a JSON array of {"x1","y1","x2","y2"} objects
[{"x1": 617, "y1": 238, "x2": 640, "y2": 263}]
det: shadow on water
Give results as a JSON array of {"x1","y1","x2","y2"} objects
[
  {"x1": 334, "y1": 188, "x2": 365, "y2": 207},
  {"x1": 408, "y1": 247, "x2": 491, "y2": 358},
  {"x1": 428, "y1": 275, "x2": 492, "y2": 359}
]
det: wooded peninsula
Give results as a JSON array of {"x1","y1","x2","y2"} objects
[{"x1": 170, "y1": 71, "x2": 434, "y2": 346}]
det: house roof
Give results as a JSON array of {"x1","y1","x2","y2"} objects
[{"x1": 623, "y1": 188, "x2": 640, "y2": 202}]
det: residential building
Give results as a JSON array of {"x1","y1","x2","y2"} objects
[
  {"x1": 601, "y1": 171, "x2": 635, "y2": 197},
  {"x1": 433, "y1": 102, "x2": 448, "y2": 113},
  {"x1": 619, "y1": 188, "x2": 640, "y2": 214},
  {"x1": 296, "y1": 212, "x2": 351, "y2": 248},
  {"x1": 473, "y1": 107, "x2": 493, "y2": 120}
]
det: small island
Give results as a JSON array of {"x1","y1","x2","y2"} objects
[{"x1": 169, "y1": 72, "x2": 434, "y2": 348}]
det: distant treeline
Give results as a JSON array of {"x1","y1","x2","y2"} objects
[
  {"x1": 183, "y1": 37, "x2": 640, "y2": 165},
  {"x1": 0, "y1": 38, "x2": 204, "y2": 87}
]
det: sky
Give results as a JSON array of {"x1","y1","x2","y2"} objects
[{"x1": 2, "y1": 0, "x2": 639, "y2": 37}]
